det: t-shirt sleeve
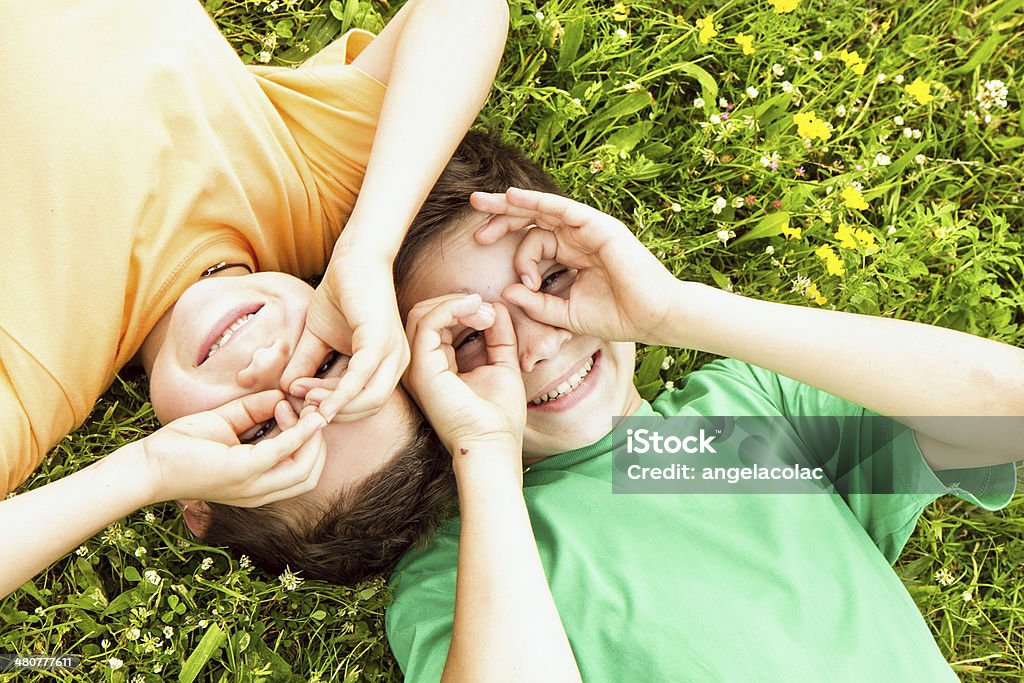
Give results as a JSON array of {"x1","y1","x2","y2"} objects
[
  {"x1": 247, "y1": 30, "x2": 386, "y2": 247},
  {"x1": 659, "y1": 359, "x2": 1018, "y2": 563},
  {"x1": 385, "y1": 528, "x2": 461, "y2": 683}
]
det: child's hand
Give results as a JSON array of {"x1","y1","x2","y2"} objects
[
  {"x1": 403, "y1": 294, "x2": 526, "y2": 480},
  {"x1": 142, "y1": 390, "x2": 328, "y2": 507},
  {"x1": 281, "y1": 242, "x2": 410, "y2": 423},
  {"x1": 471, "y1": 188, "x2": 680, "y2": 345}
]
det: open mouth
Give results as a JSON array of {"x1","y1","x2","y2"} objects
[
  {"x1": 197, "y1": 304, "x2": 264, "y2": 366},
  {"x1": 529, "y1": 351, "x2": 599, "y2": 407}
]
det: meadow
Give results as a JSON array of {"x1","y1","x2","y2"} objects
[{"x1": 2, "y1": 0, "x2": 1022, "y2": 680}]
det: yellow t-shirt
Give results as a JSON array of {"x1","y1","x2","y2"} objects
[{"x1": 0, "y1": 1, "x2": 386, "y2": 494}]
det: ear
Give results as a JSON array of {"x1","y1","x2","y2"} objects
[{"x1": 177, "y1": 499, "x2": 212, "y2": 538}]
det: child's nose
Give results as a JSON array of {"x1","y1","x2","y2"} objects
[
  {"x1": 515, "y1": 314, "x2": 572, "y2": 373},
  {"x1": 235, "y1": 338, "x2": 290, "y2": 390}
]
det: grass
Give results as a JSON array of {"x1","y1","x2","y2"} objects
[{"x1": 2, "y1": 0, "x2": 1022, "y2": 680}]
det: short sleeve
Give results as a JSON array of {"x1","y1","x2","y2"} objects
[
  {"x1": 658, "y1": 359, "x2": 1018, "y2": 563},
  {"x1": 386, "y1": 525, "x2": 461, "y2": 683},
  {"x1": 247, "y1": 30, "x2": 387, "y2": 245}
]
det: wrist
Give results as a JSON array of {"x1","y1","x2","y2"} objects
[
  {"x1": 107, "y1": 440, "x2": 164, "y2": 507},
  {"x1": 658, "y1": 281, "x2": 730, "y2": 350}
]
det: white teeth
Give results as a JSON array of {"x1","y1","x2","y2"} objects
[
  {"x1": 530, "y1": 357, "x2": 594, "y2": 405},
  {"x1": 206, "y1": 313, "x2": 255, "y2": 360}
]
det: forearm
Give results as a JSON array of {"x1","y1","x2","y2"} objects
[
  {"x1": 443, "y1": 452, "x2": 581, "y2": 683},
  {"x1": 0, "y1": 444, "x2": 157, "y2": 598},
  {"x1": 341, "y1": 0, "x2": 509, "y2": 259},
  {"x1": 668, "y1": 282, "x2": 1024, "y2": 456}
]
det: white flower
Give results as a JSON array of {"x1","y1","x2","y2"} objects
[
  {"x1": 101, "y1": 639, "x2": 110, "y2": 649},
  {"x1": 34, "y1": 607, "x2": 43, "y2": 615},
  {"x1": 912, "y1": 128, "x2": 922, "y2": 139},
  {"x1": 153, "y1": 664, "x2": 163, "y2": 674},
  {"x1": 200, "y1": 557, "x2": 214, "y2": 572},
  {"x1": 693, "y1": 97, "x2": 705, "y2": 108},
  {"x1": 914, "y1": 153, "x2": 927, "y2": 165},
  {"x1": 279, "y1": 567, "x2": 304, "y2": 591},
  {"x1": 257, "y1": 50, "x2": 272, "y2": 64},
  {"x1": 671, "y1": 203, "x2": 682, "y2": 212},
  {"x1": 893, "y1": 115, "x2": 904, "y2": 126},
  {"x1": 765, "y1": 245, "x2": 775, "y2": 255},
  {"x1": 790, "y1": 275, "x2": 811, "y2": 295},
  {"x1": 109, "y1": 658, "x2": 123, "y2": 671},
  {"x1": 661, "y1": 356, "x2": 675, "y2": 371},
  {"x1": 144, "y1": 570, "x2": 162, "y2": 586},
  {"x1": 886, "y1": 226, "x2": 897, "y2": 235},
  {"x1": 876, "y1": 73, "x2": 886, "y2": 83},
  {"x1": 812, "y1": 50, "x2": 823, "y2": 61},
  {"x1": 664, "y1": 381, "x2": 675, "y2": 390},
  {"x1": 75, "y1": 546, "x2": 88, "y2": 557},
  {"x1": 198, "y1": 619, "x2": 209, "y2": 628},
  {"x1": 163, "y1": 626, "x2": 175, "y2": 639},
  {"x1": 894, "y1": 74, "x2": 904, "y2": 84},
  {"x1": 614, "y1": 28, "x2": 628, "y2": 39},
  {"x1": 835, "y1": 104, "x2": 847, "y2": 117},
  {"x1": 535, "y1": 10, "x2": 544, "y2": 20},
  {"x1": 746, "y1": 86, "x2": 759, "y2": 99},
  {"x1": 874, "y1": 153, "x2": 891, "y2": 166},
  {"x1": 780, "y1": 80, "x2": 793, "y2": 93},
  {"x1": 127, "y1": 627, "x2": 141, "y2": 641},
  {"x1": 711, "y1": 197, "x2": 727, "y2": 215},
  {"x1": 962, "y1": 590, "x2": 973, "y2": 602},
  {"x1": 732, "y1": 196, "x2": 746, "y2": 208},
  {"x1": 239, "y1": 555, "x2": 252, "y2": 569},
  {"x1": 772, "y1": 63, "x2": 785, "y2": 76},
  {"x1": 903, "y1": 127, "x2": 914, "y2": 138},
  {"x1": 976, "y1": 79, "x2": 1008, "y2": 109},
  {"x1": 134, "y1": 547, "x2": 147, "y2": 558},
  {"x1": 709, "y1": 114, "x2": 722, "y2": 125},
  {"x1": 716, "y1": 229, "x2": 736, "y2": 244},
  {"x1": 719, "y1": 97, "x2": 729, "y2": 108},
  {"x1": 144, "y1": 512, "x2": 156, "y2": 523}
]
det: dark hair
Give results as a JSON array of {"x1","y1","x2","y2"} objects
[
  {"x1": 393, "y1": 129, "x2": 563, "y2": 309},
  {"x1": 202, "y1": 408, "x2": 455, "y2": 585}
]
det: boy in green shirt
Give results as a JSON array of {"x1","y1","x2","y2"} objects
[{"x1": 379, "y1": 132, "x2": 1020, "y2": 681}]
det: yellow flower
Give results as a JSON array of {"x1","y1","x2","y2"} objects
[
  {"x1": 905, "y1": 77, "x2": 934, "y2": 104},
  {"x1": 837, "y1": 49, "x2": 867, "y2": 76},
  {"x1": 834, "y1": 222, "x2": 877, "y2": 250},
  {"x1": 793, "y1": 111, "x2": 832, "y2": 140},
  {"x1": 780, "y1": 225, "x2": 803, "y2": 240},
  {"x1": 840, "y1": 187, "x2": 869, "y2": 210},
  {"x1": 611, "y1": 2, "x2": 629, "y2": 21},
  {"x1": 815, "y1": 245, "x2": 846, "y2": 275},
  {"x1": 806, "y1": 282, "x2": 827, "y2": 305},
  {"x1": 696, "y1": 15, "x2": 719, "y2": 44},
  {"x1": 735, "y1": 33, "x2": 755, "y2": 55},
  {"x1": 770, "y1": 0, "x2": 801, "y2": 13}
]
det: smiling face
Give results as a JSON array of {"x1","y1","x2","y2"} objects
[
  {"x1": 400, "y1": 213, "x2": 641, "y2": 461},
  {"x1": 141, "y1": 271, "x2": 416, "y2": 511}
]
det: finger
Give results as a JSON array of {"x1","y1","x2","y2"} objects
[
  {"x1": 405, "y1": 293, "x2": 480, "y2": 342},
  {"x1": 275, "y1": 399, "x2": 299, "y2": 431},
  {"x1": 281, "y1": 329, "x2": 334, "y2": 394},
  {"x1": 512, "y1": 228, "x2": 560, "y2": 291},
  {"x1": 334, "y1": 347, "x2": 408, "y2": 416},
  {"x1": 250, "y1": 410, "x2": 328, "y2": 470},
  {"x1": 502, "y1": 282, "x2": 573, "y2": 331},
  {"x1": 504, "y1": 187, "x2": 600, "y2": 228},
  {"x1": 289, "y1": 376, "x2": 340, "y2": 399},
  {"x1": 244, "y1": 428, "x2": 327, "y2": 503},
  {"x1": 314, "y1": 346, "x2": 379, "y2": 421},
  {"x1": 481, "y1": 303, "x2": 519, "y2": 371},
  {"x1": 211, "y1": 389, "x2": 287, "y2": 436},
  {"x1": 473, "y1": 212, "x2": 537, "y2": 245}
]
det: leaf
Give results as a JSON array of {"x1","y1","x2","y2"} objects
[
  {"x1": 310, "y1": 610, "x2": 327, "y2": 621},
  {"x1": 705, "y1": 264, "x2": 732, "y2": 292},
  {"x1": 733, "y1": 212, "x2": 790, "y2": 246},
  {"x1": 950, "y1": 32, "x2": 1002, "y2": 74},
  {"x1": 123, "y1": 566, "x2": 142, "y2": 582},
  {"x1": 179, "y1": 623, "x2": 227, "y2": 683},
  {"x1": 606, "y1": 122, "x2": 652, "y2": 153},
  {"x1": 556, "y1": 19, "x2": 585, "y2": 71},
  {"x1": 635, "y1": 347, "x2": 667, "y2": 389},
  {"x1": 993, "y1": 136, "x2": 1024, "y2": 150},
  {"x1": 674, "y1": 63, "x2": 718, "y2": 106},
  {"x1": 588, "y1": 92, "x2": 651, "y2": 129}
]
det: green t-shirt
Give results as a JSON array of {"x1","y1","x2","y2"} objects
[{"x1": 386, "y1": 360, "x2": 1016, "y2": 682}]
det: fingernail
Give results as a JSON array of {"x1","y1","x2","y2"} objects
[
  {"x1": 479, "y1": 302, "x2": 496, "y2": 318},
  {"x1": 290, "y1": 382, "x2": 308, "y2": 398},
  {"x1": 521, "y1": 274, "x2": 534, "y2": 289}
]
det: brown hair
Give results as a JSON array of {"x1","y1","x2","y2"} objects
[
  {"x1": 393, "y1": 129, "x2": 563, "y2": 305},
  {"x1": 202, "y1": 409, "x2": 455, "y2": 585}
]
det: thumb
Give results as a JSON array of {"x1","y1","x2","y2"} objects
[
  {"x1": 209, "y1": 389, "x2": 286, "y2": 437},
  {"x1": 501, "y1": 283, "x2": 573, "y2": 331},
  {"x1": 281, "y1": 327, "x2": 334, "y2": 394}
]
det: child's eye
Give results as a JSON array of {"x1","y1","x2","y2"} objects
[
  {"x1": 240, "y1": 419, "x2": 276, "y2": 445},
  {"x1": 455, "y1": 330, "x2": 484, "y2": 351},
  {"x1": 540, "y1": 268, "x2": 576, "y2": 295},
  {"x1": 454, "y1": 329, "x2": 486, "y2": 372},
  {"x1": 315, "y1": 351, "x2": 344, "y2": 378}
]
